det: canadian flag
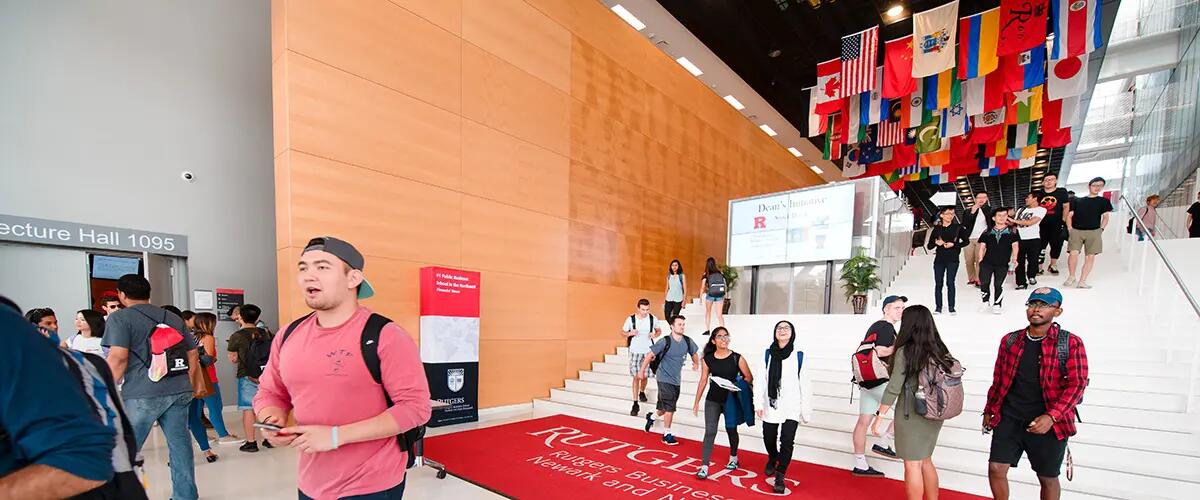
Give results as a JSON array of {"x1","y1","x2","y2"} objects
[
  {"x1": 1048, "y1": 55, "x2": 1087, "y2": 100},
  {"x1": 814, "y1": 59, "x2": 843, "y2": 114}
]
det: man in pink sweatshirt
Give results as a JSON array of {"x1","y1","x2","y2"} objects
[{"x1": 254, "y1": 236, "x2": 431, "y2": 499}]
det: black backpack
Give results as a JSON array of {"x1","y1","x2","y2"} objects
[
  {"x1": 132, "y1": 308, "x2": 190, "y2": 379},
  {"x1": 648, "y1": 335, "x2": 697, "y2": 374},
  {"x1": 282, "y1": 312, "x2": 427, "y2": 469},
  {"x1": 706, "y1": 272, "x2": 727, "y2": 298},
  {"x1": 244, "y1": 328, "x2": 273, "y2": 379}
]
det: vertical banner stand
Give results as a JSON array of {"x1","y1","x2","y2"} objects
[{"x1": 419, "y1": 267, "x2": 481, "y2": 427}]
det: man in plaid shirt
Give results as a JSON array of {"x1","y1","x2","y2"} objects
[{"x1": 984, "y1": 287, "x2": 1089, "y2": 500}]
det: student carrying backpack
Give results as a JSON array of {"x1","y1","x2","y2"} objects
[
  {"x1": 243, "y1": 328, "x2": 273, "y2": 380},
  {"x1": 913, "y1": 358, "x2": 965, "y2": 421},
  {"x1": 132, "y1": 308, "x2": 191, "y2": 382}
]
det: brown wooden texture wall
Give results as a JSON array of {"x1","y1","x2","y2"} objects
[{"x1": 271, "y1": 0, "x2": 822, "y2": 408}]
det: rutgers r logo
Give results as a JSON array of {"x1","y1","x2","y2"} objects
[
  {"x1": 754, "y1": 216, "x2": 766, "y2": 229},
  {"x1": 173, "y1": 359, "x2": 186, "y2": 369}
]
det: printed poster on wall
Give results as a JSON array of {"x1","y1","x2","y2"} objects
[
  {"x1": 215, "y1": 288, "x2": 245, "y2": 321},
  {"x1": 420, "y1": 267, "x2": 481, "y2": 427}
]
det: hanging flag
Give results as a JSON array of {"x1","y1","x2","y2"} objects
[
  {"x1": 846, "y1": 94, "x2": 862, "y2": 142},
  {"x1": 1043, "y1": 93, "x2": 1081, "y2": 130},
  {"x1": 912, "y1": 1, "x2": 960, "y2": 77},
  {"x1": 842, "y1": 26, "x2": 880, "y2": 96},
  {"x1": 879, "y1": 98, "x2": 907, "y2": 146},
  {"x1": 963, "y1": 72, "x2": 1007, "y2": 116},
  {"x1": 1048, "y1": 55, "x2": 1087, "y2": 99},
  {"x1": 998, "y1": 0, "x2": 1049, "y2": 56},
  {"x1": 929, "y1": 166, "x2": 957, "y2": 184},
  {"x1": 1007, "y1": 121, "x2": 1039, "y2": 148},
  {"x1": 1059, "y1": 94, "x2": 1080, "y2": 128},
  {"x1": 1007, "y1": 144, "x2": 1038, "y2": 160},
  {"x1": 958, "y1": 8, "x2": 1001, "y2": 79},
  {"x1": 861, "y1": 68, "x2": 885, "y2": 124},
  {"x1": 807, "y1": 88, "x2": 824, "y2": 137},
  {"x1": 883, "y1": 38, "x2": 917, "y2": 98},
  {"x1": 823, "y1": 114, "x2": 842, "y2": 160},
  {"x1": 1041, "y1": 125, "x2": 1072, "y2": 147},
  {"x1": 1001, "y1": 46, "x2": 1047, "y2": 92},
  {"x1": 814, "y1": 59, "x2": 843, "y2": 114},
  {"x1": 981, "y1": 136, "x2": 1009, "y2": 157},
  {"x1": 907, "y1": 89, "x2": 927, "y2": 129},
  {"x1": 882, "y1": 169, "x2": 906, "y2": 190},
  {"x1": 1006, "y1": 85, "x2": 1044, "y2": 123},
  {"x1": 924, "y1": 69, "x2": 961, "y2": 110},
  {"x1": 844, "y1": 146, "x2": 869, "y2": 177},
  {"x1": 1050, "y1": 0, "x2": 1104, "y2": 59},
  {"x1": 900, "y1": 165, "x2": 927, "y2": 180},
  {"x1": 915, "y1": 115, "x2": 943, "y2": 153},
  {"x1": 971, "y1": 107, "x2": 1007, "y2": 143},
  {"x1": 941, "y1": 103, "x2": 971, "y2": 138},
  {"x1": 858, "y1": 125, "x2": 886, "y2": 163},
  {"x1": 893, "y1": 143, "x2": 917, "y2": 167},
  {"x1": 921, "y1": 141, "x2": 952, "y2": 167}
]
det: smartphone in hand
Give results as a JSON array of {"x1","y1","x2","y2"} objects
[{"x1": 253, "y1": 422, "x2": 285, "y2": 433}]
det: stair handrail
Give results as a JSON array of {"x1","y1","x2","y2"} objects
[{"x1": 1120, "y1": 195, "x2": 1200, "y2": 320}]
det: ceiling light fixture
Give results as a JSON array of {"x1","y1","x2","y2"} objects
[
  {"x1": 759, "y1": 124, "x2": 778, "y2": 136},
  {"x1": 675, "y1": 57, "x2": 703, "y2": 76},
  {"x1": 787, "y1": 147, "x2": 803, "y2": 157},
  {"x1": 610, "y1": 5, "x2": 646, "y2": 31},
  {"x1": 886, "y1": 5, "x2": 904, "y2": 18},
  {"x1": 723, "y1": 95, "x2": 746, "y2": 110},
  {"x1": 810, "y1": 165, "x2": 824, "y2": 174}
]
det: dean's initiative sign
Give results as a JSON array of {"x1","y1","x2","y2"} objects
[{"x1": 0, "y1": 214, "x2": 188, "y2": 256}]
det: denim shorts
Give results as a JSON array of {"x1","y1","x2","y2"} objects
[
  {"x1": 237, "y1": 377, "x2": 259, "y2": 411},
  {"x1": 705, "y1": 294, "x2": 725, "y2": 302}
]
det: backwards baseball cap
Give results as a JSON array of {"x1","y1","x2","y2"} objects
[
  {"x1": 882, "y1": 295, "x2": 908, "y2": 309},
  {"x1": 302, "y1": 236, "x2": 375, "y2": 299},
  {"x1": 1027, "y1": 287, "x2": 1063, "y2": 306}
]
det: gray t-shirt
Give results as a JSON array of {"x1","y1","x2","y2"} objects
[
  {"x1": 102, "y1": 304, "x2": 197, "y2": 399},
  {"x1": 649, "y1": 334, "x2": 697, "y2": 386}
]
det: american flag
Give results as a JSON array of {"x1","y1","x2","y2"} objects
[{"x1": 841, "y1": 26, "x2": 879, "y2": 96}]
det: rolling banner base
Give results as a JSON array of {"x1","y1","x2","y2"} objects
[
  {"x1": 424, "y1": 415, "x2": 987, "y2": 499},
  {"x1": 423, "y1": 361, "x2": 479, "y2": 427}
]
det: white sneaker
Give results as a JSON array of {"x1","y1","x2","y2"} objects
[
  {"x1": 1063, "y1": 277, "x2": 1077, "y2": 287},
  {"x1": 217, "y1": 436, "x2": 243, "y2": 446},
  {"x1": 992, "y1": 304, "x2": 1002, "y2": 315}
]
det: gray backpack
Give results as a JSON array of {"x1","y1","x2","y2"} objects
[
  {"x1": 706, "y1": 272, "x2": 726, "y2": 298},
  {"x1": 914, "y1": 357, "x2": 965, "y2": 421}
]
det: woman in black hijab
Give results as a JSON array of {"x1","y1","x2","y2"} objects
[{"x1": 754, "y1": 320, "x2": 813, "y2": 494}]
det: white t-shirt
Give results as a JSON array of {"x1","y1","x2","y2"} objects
[
  {"x1": 623, "y1": 314, "x2": 662, "y2": 354},
  {"x1": 969, "y1": 208, "x2": 989, "y2": 239},
  {"x1": 1015, "y1": 206, "x2": 1047, "y2": 240},
  {"x1": 68, "y1": 335, "x2": 106, "y2": 357}
]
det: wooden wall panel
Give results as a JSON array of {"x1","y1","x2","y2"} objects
[
  {"x1": 285, "y1": 0, "x2": 462, "y2": 113},
  {"x1": 460, "y1": 120, "x2": 568, "y2": 218},
  {"x1": 286, "y1": 53, "x2": 462, "y2": 189},
  {"x1": 273, "y1": 0, "x2": 820, "y2": 410}
]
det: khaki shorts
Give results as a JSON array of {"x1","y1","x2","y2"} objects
[{"x1": 1068, "y1": 228, "x2": 1104, "y2": 255}]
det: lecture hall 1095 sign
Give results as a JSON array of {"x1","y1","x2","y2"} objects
[{"x1": 727, "y1": 183, "x2": 855, "y2": 267}]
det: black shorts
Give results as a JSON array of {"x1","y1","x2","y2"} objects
[
  {"x1": 656, "y1": 382, "x2": 681, "y2": 412},
  {"x1": 989, "y1": 416, "x2": 1068, "y2": 477}
]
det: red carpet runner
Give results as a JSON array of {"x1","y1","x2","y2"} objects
[{"x1": 424, "y1": 414, "x2": 987, "y2": 499}]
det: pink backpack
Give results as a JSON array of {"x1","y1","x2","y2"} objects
[{"x1": 915, "y1": 357, "x2": 965, "y2": 421}]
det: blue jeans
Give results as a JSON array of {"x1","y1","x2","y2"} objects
[
  {"x1": 202, "y1": 381, "x2": 231, "y2": 437},
  {"x1": 187, "y1": 399, "x2": 211, "y2": 452},
  {"x1": 127, "y1": 392, "x2": 198, "y2": 500},
  {"x1": 299, "y1": 480, "x2": 405, "y2": 500},
  {"x1": 933, "y1": 260, "x2": 959, "y2": 311}
]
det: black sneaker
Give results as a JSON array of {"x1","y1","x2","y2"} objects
[
  {"x1": 852, "y1": 467, "x2": 884, "y2": 478},
  {"x1": 1048, "y1": 265, "x2": 1060, "y2": 275},
  {"x1": 773, "y1": 477, "x2": 786, "y2": 494},
  {"x1": 663, "y1": 434, "x2": 679, "y2": 446},
  {"x1": 261, "y1": 439, "x2": 274, "y2": 449},
  {"x1": 764, "y1": 460, "x2": 777, "y2": 477},
  {"x1": 639, "y1": 391, "x2": 648, "y2": 403},
  {"x1": 239, "y1": 441, "x2": 259, "y2": 453},
  {"x1": 630, "y1": 401, "x2": 640, "y2": 416},
  {"x1": 644, "y1": 413, "x2": 654, "y2": 432},
  {"x1": 872, "y1": 444, "x2": 898, "y2": 459},
  {"x1": 702, "y1": 330, "x2": 710, "y2": 336}
]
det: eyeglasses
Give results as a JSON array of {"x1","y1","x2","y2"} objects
[
  {"x1": 775, "y1": 326, "x2": 792, "y2": 331},
  {"x1": 1025, "y1": 302, "x2": 1058, "y2": 310},
  {"x1": 714, "y1": 334, "x2": 730, "y2": 339}
]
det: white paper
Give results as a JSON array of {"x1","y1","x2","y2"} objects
[
  {"x1": 193, "y1": 290, "x2": 214, "y2": 310},
  {"x1": 708, "y1": 375, "x2": 741, "y2": 392}
]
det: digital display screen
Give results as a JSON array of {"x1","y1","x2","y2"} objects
[
  {"x1": 91, "y1": 255, "x2": 141, "y2": 280},
  {"x1": 728, "y1": 183, "x2": 855, "y2": 266}
]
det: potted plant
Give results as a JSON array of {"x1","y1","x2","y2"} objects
[
  {"x1": 840, "y1": 248, "x2": 881, "y2": 314},
  {"x1": 720, "y1": 265, "x2": 739, "y2": 314}
]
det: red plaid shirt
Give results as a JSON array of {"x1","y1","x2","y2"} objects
[{"x1": 984, "y1": 323, "x2": 1089, "y2": 440}]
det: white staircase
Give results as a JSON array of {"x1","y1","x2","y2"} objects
[{"x1": 536, "y1": 239, "x2": 1200, "y2": 499}]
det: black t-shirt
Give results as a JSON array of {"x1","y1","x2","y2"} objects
[
  {"x1": 859, "y1": 320, "x2": 896, "y2": 389},
  {"x1": 705, "y1": 352, "x2": 741, "y2": 403},
  {"x1": 1190, "y1": 202, "x2": 1200, "y2": 236},
  {"x1": 1070, "y1": 196, "x2": 1113, "y2": 230},
  {"x1": 227, "y1": 327, "x2": 270, "y2": 378},
  {"x1": 1001, "y1": 336, "x2": 1047, "y2": 424},
  {"x1": 927, "y1": 222, "x2": 964, "y2": 263},
  {"x1": 1035, "y1": 188, "x2": 1070, "y2": 224},
  {"x1": 979, "y1": 228, "x2": 1019, "y2": 266}
]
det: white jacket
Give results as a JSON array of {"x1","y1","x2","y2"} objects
[{"x1": 752, "y1": 349, "x2": 814, "y2": 424}]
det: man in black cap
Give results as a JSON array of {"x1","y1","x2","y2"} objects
[
  {"x1": 850, "y1": 295, "x2": 905, "y2": 477},
  {"x1": 254, "y1": 237, "x2": 431, "y2": 499}
]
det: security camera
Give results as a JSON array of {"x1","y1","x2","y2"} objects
[{"x1": 181, "y1": 171, "x2": 195, "y2": 183}]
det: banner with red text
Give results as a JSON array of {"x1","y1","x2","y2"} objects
[{"x1": 420, "y1": 266, "x2": 481, "y2": 426}]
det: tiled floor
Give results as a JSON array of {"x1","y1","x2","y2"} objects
[{"x1": 139, "y1": 405, "x2": 541, "y2": 499}]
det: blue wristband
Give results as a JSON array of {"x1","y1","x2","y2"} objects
[{"x1": 331, "y1": 426, "x2": 339, "y2": 450}]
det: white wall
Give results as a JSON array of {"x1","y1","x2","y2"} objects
[{"x1": 0, "y1": 0, "x2": 275, "y2": 403}]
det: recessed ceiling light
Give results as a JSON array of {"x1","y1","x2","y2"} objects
[
  {"x1": 610, "y1": 5, "x2": 646, "y2": 31},
  {"x1": 810, "y1": 165, "x2": 824, "y2": 174},
  {"x1": 886, "y1": 5, "x2": 904, "y2": 18},
  {"x1": 759, "y1": 124, "x2": 778, "y2": 136},
  {"x1": 676, "y1": 57, "x2": 703, "y2": 76},
  {"x1": 723, "y1": 95, "x2": 746, "y2": 110},
  {"x1": 787, "y1": 147, "x2": 803, "y2": 157}
]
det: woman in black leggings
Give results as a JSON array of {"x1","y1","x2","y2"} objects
[
  {"x1": 691, "y1": 327, "x2": 753, "y2": 479},
  {"x1": 754, "y1": 320, "x2": 813, "y2": 493}
]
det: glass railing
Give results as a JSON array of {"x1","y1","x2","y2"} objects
[
  {"x1": 1109, "y1": 0, "x2": 1200, "y2": 43},
  {"x1": 1117, "y1": 194, "x2": 1200, "y2": 413}
]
